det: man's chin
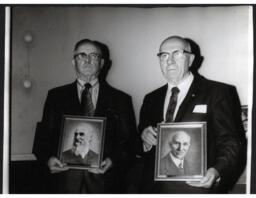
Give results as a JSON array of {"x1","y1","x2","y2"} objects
[
  {"x1": 74, "y1": 143, "x2": 81, "y2": 149},
  {"x1": 166, "y1": 76, "x2": 181, "y2": 84},
  {"x1": 176, "y1": 154, "x2": 185, "y2": 159}
]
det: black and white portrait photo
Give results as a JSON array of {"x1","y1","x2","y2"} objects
[
  {"x1": 160, "y1": 130, "x2": 192, "y2": 176},
  {"x1": 155, "y1": 122, "x2": 206, "y2": 181},
  {"x1": 5, "y1": 4, "x2": 253, "y2": 194},
  {"x1": 59, "y1": 116, "x2": 105, "y2": 169}
]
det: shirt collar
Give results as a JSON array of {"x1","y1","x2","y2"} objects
[
  {"x1": 167, "y1": 72, "x2": 194, "y2": 93},
  {"x1": 170, "y1": 152, "x2": 184, "y2": 168},
  {"x1": 77, "y1": 78, "x2": 99, "y2": 88}
]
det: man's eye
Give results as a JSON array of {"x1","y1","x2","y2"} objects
[
  {"x1": 161, "y1": 54, "x2": 169, "y2": 59},
  {"x1": 80, "y1": 54, "x2": 87, "y2": 58},
  {"x1": 90, "y1": 54, "x2": 97, "y2": 58},
  {"x1": 173, "y1": 50, "x2": 184, "y2": 58}
]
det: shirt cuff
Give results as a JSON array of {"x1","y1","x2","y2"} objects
[{"x1": 143, "y1": 143, "x2": 152, "y2": 152}]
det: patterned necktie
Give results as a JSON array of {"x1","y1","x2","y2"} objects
[
  {"x1": 165, "y1": 87, "x2": 180, "y2": 122},
  {"x1": 81, "y1": 83, "x2": 94, "y2": 116}
]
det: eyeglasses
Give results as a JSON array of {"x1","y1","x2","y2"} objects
[
  {"x1": 157, "y1": 50, "x2": 192, "y2": 61},
  {"x1": 74, "y1": 52, "x2": 101, "y2": 62}
]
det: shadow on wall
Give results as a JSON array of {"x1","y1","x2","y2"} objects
[
  {"x1": 96, "y1": 41, "x2": 112, "y2": 83},
  {"x1": 185, "y1": 38, "x2": 204, "y2": 75}
]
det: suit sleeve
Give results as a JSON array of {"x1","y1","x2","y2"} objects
[
  {"x1": 210, "y1": 86, "x2": 244, "y2": 178},
  {"x1": 138, "y1": 94, "x2": 155, "y2": 156},
  {"x1": 107, "y1": 95, "x2": 140, "y2": 170},
  {"x1": 33, "y1": 90, "x2": 61, "y2": 163}
]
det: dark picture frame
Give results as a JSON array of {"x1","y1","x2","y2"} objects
[
  {"x1": 58, "y1": 115, "x2": 106, "y2": 170},
  {"x1": 155, "y1": 122, "x2": 207, "y2": 181}
]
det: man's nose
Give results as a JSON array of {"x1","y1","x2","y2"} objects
[
  {"x1": 167, "y1": 55, "x2": 175, "y2": 64},
  {"x1": 83, "y1": 56, "x2": 90, "y2": 63}
]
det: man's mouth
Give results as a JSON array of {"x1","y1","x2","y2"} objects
[
  {"x1": 83, "y1": 66, "x2": 92, "y2": 69},
  {"x1": 75, "y1": 140, "x2": 82, "y2": 145},
  {"x1": 176, "y1": 151, "x2": 185, "y2": 156},
  {"x1": 166, "y1": 66, "x2": 176, "y2": 71}
]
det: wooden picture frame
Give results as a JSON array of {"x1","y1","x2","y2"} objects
[{"x1": 58, "y1": 115, "x2": 106, "y2": 170}]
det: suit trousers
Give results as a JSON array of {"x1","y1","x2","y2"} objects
[
  {"x1": 53, "y1": 169, "x2": 104, "y2": 193},
  {"x1": 141, "y1": 181, "x2": 218, "y2": 194},
  {"x1": 159, "y1": 182, "x2": 214, "y2": 194}
]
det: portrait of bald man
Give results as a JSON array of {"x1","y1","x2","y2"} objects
[
  {"x1": 160, "y1": 131, "x2": 191, "y2": 176},
  {"x1": 61, "y1": 124, "x2": 99, "y2": 167}
]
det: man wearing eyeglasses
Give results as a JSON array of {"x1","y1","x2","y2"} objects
[
  {"x1": 62, "y1": 125, "x2": 99, "y2": 166},
  {"x1": 35, "y1": 39, "x2": 139, "y2": 193},
  {"x1": 139, "y1": 36, "x2": 244, "y2": 193}
]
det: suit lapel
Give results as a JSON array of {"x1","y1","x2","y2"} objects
[
  {"x1": 156, "y1": 85, "x2": 168, "y2": 123},
  {"x1": 69, "y1": 81, "x2": 82, "y2": 114},
  {"x1": 94, "y1": 82, "x2": 109, "y2": 116},
  {"x1": 175, "y1": 75, "x2": 202, "y2": 122}
]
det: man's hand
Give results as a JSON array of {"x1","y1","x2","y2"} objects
[
  {"x1": 88, "y1": 157, "x2": 113, "y2": 174},
  {"x1": 141, "y1": 126, "x2": 157, "y2": 149},
  {"x1": 186, "y1": 167, "x2": 220, "y2": 188},
  {"x1": 47, "y1": 156, "x2": 69, "y2": 174}
]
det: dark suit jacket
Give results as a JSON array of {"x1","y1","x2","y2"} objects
[
  {"x1": 160, "y1": 153, "x2": 190, "y2": 176},
  {"x1": 34, "y1": 80, "x2": 139, "y2": 193},
  {"x1": 62, "y1": 149, "x2": 99, "y2": 166},
  {"x1": 138, "y1": 74, "x2": 244, "y2": 193}
]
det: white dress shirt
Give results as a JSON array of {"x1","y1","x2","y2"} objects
[
  {"x1": 77, "y1": 78, "x2": 99, "y2": 109},
  {"x1": 170, "y1": 152, "x2": 184, "y2": 168},
  {"x1": 143, "y1": 73, "x2": 194, "y2": 152},
  {"x1": 163, "y1": 73, "x2": 194, "y2": 121}
]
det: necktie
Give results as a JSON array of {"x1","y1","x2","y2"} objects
[
  {"x1": 81, "y1": 83, "x2": 94, "y2": 116},
  {"x1": 178, "y1": 162, "x2": 183, "y2": 169},
  {"x1": 165, "y1": 87, "x2": 180, "y2": 122}
]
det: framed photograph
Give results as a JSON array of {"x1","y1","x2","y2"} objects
[
  {"x1": 241, "y1": 105, "x2": 248, "y2": 134},
  {"x1": 155, "y1": 122, "x2": 207, "y2": 181},
  {"x1": 58, "y1": 115, "x2": 106, "y2": 170}
]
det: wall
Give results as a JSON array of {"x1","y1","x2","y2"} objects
[{"x1": 11, "y1": 6, "x2": 251, "y2": 159}]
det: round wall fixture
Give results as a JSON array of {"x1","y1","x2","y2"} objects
[{"x1": 22, "y1": 31, "x2": 34, "y2": 89}]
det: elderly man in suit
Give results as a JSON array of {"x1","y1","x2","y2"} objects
[
  {"x1": 160, "y1": 131, "x2": 191, "y2": 176},
  {"x1": 139, "y1": 35, "x2": 243, "y2": 193},
  {"x1": 61, "y1": 124, "x2": 99, "y2": 166},
  {"x1": 34, "y1": 39, "x2": 138, "y2": 193}
]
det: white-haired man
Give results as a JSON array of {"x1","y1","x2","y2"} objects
[{"x1": 62, "y1": 125, "x2": 99, "y2": 166}]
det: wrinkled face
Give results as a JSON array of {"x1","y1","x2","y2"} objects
[
  {"x1": 73, "y1": 127, "x2": 92, "y2": 148},
  {"x1": 158, "y1": 38, "x2": 194, "y2": 85},
  {"x1": 73, "y1": 42, "x2": 103, "y2": 81},
  {"x1": 170, "y1": 131, "x2": 191, "y2": 160}
]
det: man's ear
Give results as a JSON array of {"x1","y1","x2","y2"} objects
[
  {"x1": 72, "y1": 59, "x2": 76, "y2": 67},
  {"x1": 189, "y1": 54, "x2": 195, "y2": 67},
  {"x1": 100, "y1": 58, "x2": 105, "y2": 69}
]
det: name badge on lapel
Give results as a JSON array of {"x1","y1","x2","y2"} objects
[{"x1": 193, "y1": 105, "x2": 207, "y2": 113}]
